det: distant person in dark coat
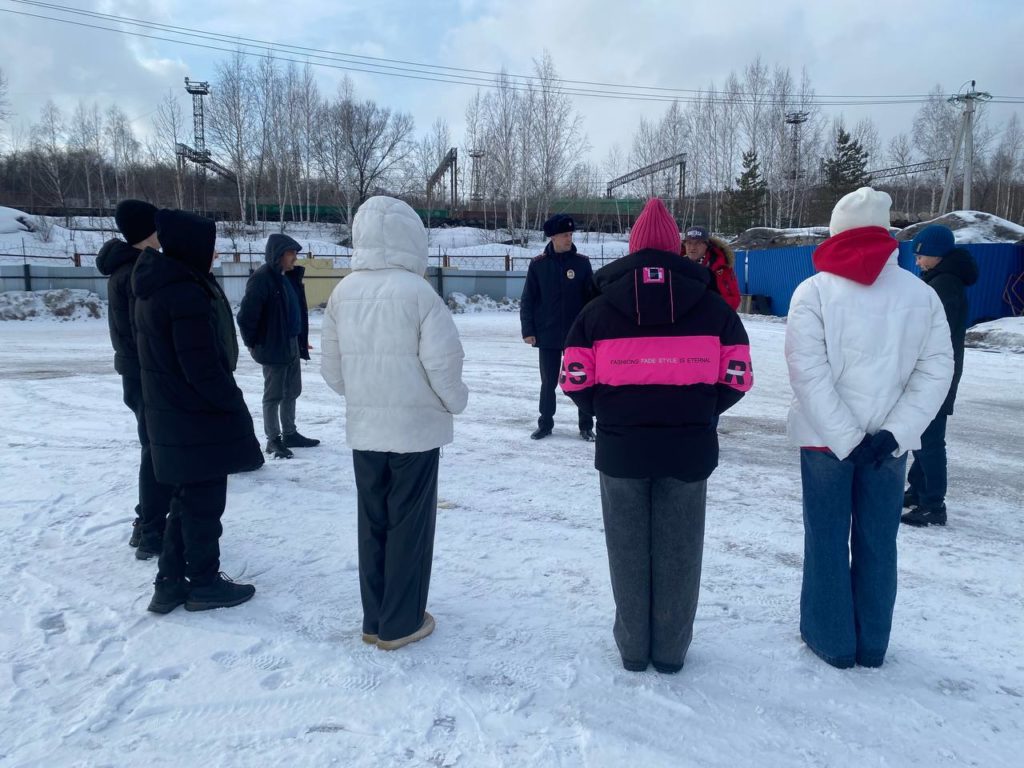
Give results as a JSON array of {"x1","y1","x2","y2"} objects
[
  {"x1": 238, "y1": 234, "x2": 319, "y2": 459},
  {"x1": 133, "y1": 209, "x2": 264, "y2": 614},
  {"x1": 520, "y1": 214, "x2": 596, "y2": 441},
  {"x1": 561, "y1": 198, "x2": 753, "y2": 673},
  {"x1": 902, "y1": 225, "x2": 979, "y2": 527},
  {"x1": 96, "y1": 199, "x2": 172, "y2": 560}
]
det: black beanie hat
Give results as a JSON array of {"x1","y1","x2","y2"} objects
[
  {"x1": 114, "y1": 199, "x2": 158, "y2": 245},
  {"x1": 155, "y1": 209, "x2": 217, "y2": 273},
  {"x1": 543, "y1": 214, "x2": 575, "y2": 238}
]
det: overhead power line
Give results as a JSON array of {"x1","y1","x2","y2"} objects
[{"x1": 3, "y1": 0, "x2": 1023, "y2": 106}]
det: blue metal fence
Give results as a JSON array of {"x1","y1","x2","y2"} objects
[{"x1": 737, "y1": 242, "x2": 1024, "y2": 324}]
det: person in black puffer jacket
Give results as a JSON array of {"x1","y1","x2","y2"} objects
[
  {"x1": 520, "y1": 214, "x2": 597, "y2": 441},
  {"x1": 133, "y1": 209, "x2": 264, "y2": 614},
  {"x1": 96, "y1": 199, "x2": 173, "y2": 559},
  {"x1": 560, "y1": 198, "x2": 752, "y2": 675},
  {"x1": 237, "y1": 234, "x2": 319, "y2": 459},
  {"x1": 902, "y1": 225, "x2": 980, "y2": 528}
]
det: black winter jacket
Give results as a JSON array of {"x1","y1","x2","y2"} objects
[
  {"x1": 286, "y1": 265, "x2": 311, "y2": 361},
  {"x1": 132, "y1": 214, "x2": 263, "y2": 485},
  {"x1": 922, "y1": 248, "x2": 979, "y2": 414},
  {"x1": 96, "y1": 239, "x2": 142, "y2": 379},
  {"x1": 561, "y1": 249, "x2": 753, "y2": 481},
  {"x1": 520, "y1": 242, "x2": 596, "y2": 349},
  {"x1": 237, "y1": 234, "x2": 303, "y2": 365}
]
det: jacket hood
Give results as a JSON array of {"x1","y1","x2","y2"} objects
[
  {"x1": 96, "y1": 238, "x2": 140, "y2": 276},
  {"x1": 705, "y1": 236, "x2": 735, "y2": 269},
  {"x1": 596, "y1": 248, "x2": 711, "y2": 326},
  {"x1": 265, "y1": 233, "x2": 303, "y2": 268},
  {"x1": 131, "y1": 247, "x2": 205, "y2": 301},
  {"x1": 351, "y1": 196, "x2": 427, "y2": 275},
  {"x1": 813, "y1": 226, "x2": 896, "y2": 285},
  {"x1": 922, "y1": 247, "x2": 979, "y2": 287},
  {"x1": 155, "y1": 209, "x2": 217, "y2": 275}
]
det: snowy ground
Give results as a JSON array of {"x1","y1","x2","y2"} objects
[{"x1": 0, "y1": 311, "x2": 1022, "y2": 767}]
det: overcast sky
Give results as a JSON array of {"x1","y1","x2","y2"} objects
[{"x1": 2, "y1": 0, "x2": 1023, "y2": 176}]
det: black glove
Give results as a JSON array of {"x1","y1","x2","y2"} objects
[
  {"x1": 846, "y1": 434, "x2": 875, "y2": 465},
  {"x1": 869, "y1": 430, "x2": 898, "y2": 466}
]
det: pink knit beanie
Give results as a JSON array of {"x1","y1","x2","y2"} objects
[{"x1": 629, "y1": 198, "x2": 681, "y2": 254}]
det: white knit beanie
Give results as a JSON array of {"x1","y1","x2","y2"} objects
[{"x1": 829, "y1": 187, "x2": 892, "y2": 236}]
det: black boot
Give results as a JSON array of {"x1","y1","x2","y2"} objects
[
  {"x1": 265, "y1": 436, "x2": 294, "y2": 459},
  {"x1": 531, "y1": 426, "x2": 553, "y2": 440},
  {"x1": 129, "y1": 517, "x2": 142, "y2": 548},
  {"x1": 185, "y1": 573, "x2": 256, "y2": 611},
  {"x1": 579, "y1": 428, "x2": 595, "y2": 442},
  {"x1": 148, "y1": 577, "x2": 188, "y2": 614},
  {"x1": 283, "y1": 431, "x2": 320, "y2": 448},
  {"x1": 903, "y1": 489, "x2": 919, "y2": 509},
  {"x1": 135, "y1": 540, "x2": 162, "y2": 561},
  {"x1": 901, "y1": 503, "x2": 947, "y2": 527}
]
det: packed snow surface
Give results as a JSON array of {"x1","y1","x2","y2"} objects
[{"x1": 0, "y1": 311, "x2": 1021, "y2": 766}]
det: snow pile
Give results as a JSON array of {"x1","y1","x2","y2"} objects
[
  {"x1": 0, "y1": 206, "x2": 36, "y2": 235},
  {"x1": 731, "y1": 226, "x2": 832, "y2": 250},
  {"x1": 898, "y1": 211, "x2": 1024, "y2": 244},
  {"x1": 0, "y1": 289, "x2": 104, "y2": 321},
  {"x1": 446, "y1": 292, "x2": 519, "y2": 313},
  {"x1": 966, "y1": 316, "x2": 1024, "y2": 352}
]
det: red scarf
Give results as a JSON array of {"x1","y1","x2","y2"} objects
[{"x1": 813, "y1": 227, "x2": 896, "y2": 286}]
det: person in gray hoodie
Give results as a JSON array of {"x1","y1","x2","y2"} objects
[{"x1": 238, "y1": 234, "x2": 319, "y2": 459}]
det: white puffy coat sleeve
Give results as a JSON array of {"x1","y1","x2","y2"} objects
[
  {"x1": 881, "y1": 293, "x2": 953, "y2": 455},
  {"x1": 785, "y1": 280, "x2": 864, "y2": 459},
  {"x1": 419, "y1": 293, "x2": 469, "y2": 415},
  {"x1": 320, "y1": 289, "x2": 345, "y2": 396}
]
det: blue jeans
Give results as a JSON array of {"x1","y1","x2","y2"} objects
[
  {"x1": 799, "y1": 448, "x2": 908, "y2": 668},
  {"x1": 907, "y1": 413, "x2": 948, "y2": 507}
]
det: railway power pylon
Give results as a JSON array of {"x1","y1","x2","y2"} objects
[
  {"x1": 939, "y1": 81, "x2": 992, "y2": 212},
  {"x1": 607, "y1": 153, "x2": 687, "y2": 219},
  {"x1": 427, "y1": 148, "x2": 458, "y2": 213}
]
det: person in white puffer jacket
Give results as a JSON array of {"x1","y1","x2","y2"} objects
[
  {"x1": 785, "y1": 187, "x2": 952, "y2": 670},
  {"x1": 321, "y1": 195, "x2": 469, "y2": 651}
]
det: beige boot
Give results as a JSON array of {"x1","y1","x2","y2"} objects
[
  {"x1": 376, "y1": 612, "x2": 435, "y2": 651},
  {"x1": 361, "y1": 633, "x2": 378, "y2": 644}
]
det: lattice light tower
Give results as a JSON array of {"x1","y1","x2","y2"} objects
[
  {"x1": 784, "y1": 111, "x2": 809, "y2": 225},
  {"x1": 184, "y1": 77, "x2": 210, "y2": 159},
  {"x1": 468, "y1": 149, "x2": 485, "y2": 204}
]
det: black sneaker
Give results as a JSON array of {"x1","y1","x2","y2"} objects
[
  {"x1": 148, "y1": 577, "x2": 188, "y2": 614},
  {"x1": 901, "y1": 504, "x2": 947, "y2": 527},
  {"x1": 185, "y1": 573, "x2": 256, "y2": 611},
  {"x1": 903, "y1": 489, "x2": 919, "y2": 509},
  {"x1": 283, "y1": 432, "x2": 320, "y2": 448},
  {"x1": 129, "y1": 518, "x2": 142, "y2": 548},
  {"x1": 265, "y1": 436, "x2": 294, "y2": 459},
  {"x1": 530, "y1": 427, "x2": 553, "y2": 440},
  {"x1": 579, "y1": 428, "x2": 595, "y2": 442}
]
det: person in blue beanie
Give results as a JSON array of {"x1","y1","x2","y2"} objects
[{"x1": 902, "y1": 224, "x2": 979, "y2": 527}]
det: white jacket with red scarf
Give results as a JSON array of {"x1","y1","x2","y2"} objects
[{"x1": 785, "y1": 227, "x2": 952, "y2": 460}]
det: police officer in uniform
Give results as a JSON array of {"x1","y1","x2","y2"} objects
[{"x1": 520, "y1": 214, "x2": 596, "y2": 440}]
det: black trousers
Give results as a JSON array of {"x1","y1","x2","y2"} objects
[
  {"x1": 353, "y1": 448, "x2": 439, "y2": 642},
  {"x1": 538, "y1": 347, "x2": 593, "y2": 431},
  {"x1": 122, "y1": 377, "x2": 173, "y2": 550},
  {"x1": 157, "y1": 476, "x2": 227, "y2": 586}
]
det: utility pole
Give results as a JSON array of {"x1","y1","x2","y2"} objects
[{"x1": 939, "y1": 81, "x2": 991, "y2": 212}]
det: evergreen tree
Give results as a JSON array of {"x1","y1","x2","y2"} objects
[
  {"x1": 726, "y1": 149, "x2": 768, "y2": 230},
  {"x1": 822, "y1": 125, "x2": 871, "y2": 201}
]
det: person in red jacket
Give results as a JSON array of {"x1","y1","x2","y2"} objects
[{"x1": 682, "y1": 226, "x2": 741, "y2": 310}]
